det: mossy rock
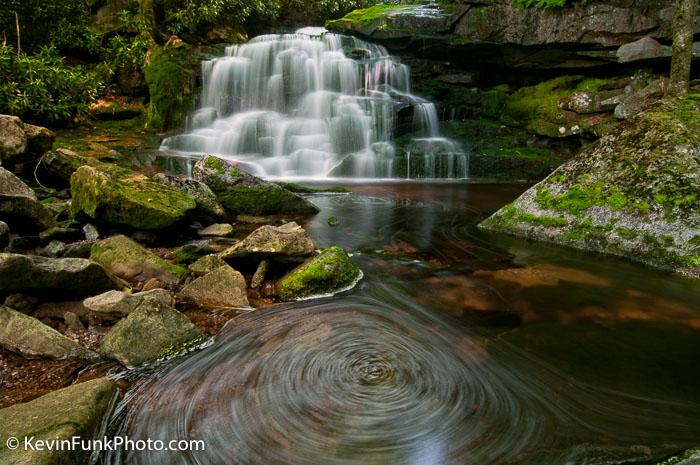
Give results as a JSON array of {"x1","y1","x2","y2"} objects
[
  {"x1": 480, "y1": 95, "x2": 700, "y2": 277},
  {"x1": 655, "y1": 449, "x2": 700, "y2": 464},
  {"x1": 178, "y1": 265, "x2": 249, "y2": 309},
  {"x1": 0, "y1": 378, "x2": 117, "y2": 465},
  {"x1": 277, "y1": 247, "x2": 363, "y2": 301},
  {"x1": 91, "y1": 235, "x2": 186, "y2": 284},
  {"x1": 188, "y1": 253, "x2": 228, "y2": 276},
  {"x1": 70, "y1": 165, "x2": 197, "y2": 230}
]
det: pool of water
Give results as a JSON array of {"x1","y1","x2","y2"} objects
[{"x1": 102, "y1": 182, "x2": 700, "y2": 465}]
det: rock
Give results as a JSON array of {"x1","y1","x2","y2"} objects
[
  {"x1": 188, "y1": 254, "x2": 228, "y2": 276},
  {"x1": 100, "y1": 296, "x2": 204, "y2": 367},
  {"x1": 64, "y1": 311, "x2": 85, "y2": 331},
  {"x1": 71, "y1": 164, "x2": 198, "y2": 230},
  {"x1": 236, "y1": 214, "x2": 272, "y2": 224},
  {"x1": 3, "y1": 294, "x2": 38, "y2": 314},
  {"x1": 24, "y1": 123, "x2": 55, "y2": 156},
  {"x1": 0, "y1": 253, "x2": 121, "y2": 299},
  {"x1": 0, "y1": 115, "x2": 27, "y2": 163},
  {"x1": 39, "y1": 149, "x2": 96, "y2": 186},
  {"x1": 166, "y1": 242, "x2": 214, "y2": 265},
  {"x1": 617, "y1": 36, "x2": 663, "y2": 63},
  {"x1": 479, "y1": 96, "x2": 700, "y2": 277},
  {"x1": 0, "y1": 195, "x2": 56, "y2": 232},
  {"x1": 0, "y1": 306, "x2": 98, "y2": 360},
  {"x1": 198, "y1": 223, "x2": 234, "y2": 237},
  {"x1": 251, "y1": 259, "x2": 269, "y2": 288},
  {"x1": 0, "y1": 166, "x2": 37, "y2": 199},
  {"x1": 83, "y1": 223, "x2": 99, "y2": 241},
  {"x1": 62, "y1": 241, "x2": 95, "y2": 259},
  {"x1": 179, "y1": 265, "x2": 249, "y2": 309},
  {"x1": 0, "y1": 221, "x2": 8, "y2": 249},
  {"x1": 655, "y1": 449, "x2": 700, "y2": 465},
  {"x1": 39, "y1": 240, "x2": 67, "y2": 258},
  {"x1": 83, "y1": 289, "x2": 173, "y2": 321},
  {"x1": 220, "y1": 222, "x2": 315, "y2": 262},
  {"x1": 90, "y1": 235, "x2": 186, "y2": 284},
  {"x1": 193, "y1": 155, "x2": 319, "y2": 215},
  {"x1": 39, "y1": 227, "x2": 83, "y2": 244},
  {"x1": 141, "y1": 278, "x2": 166, "y2": 292},
  {"x1": 0, "y1": 378, "x2": 116, "y2": 465},
  {"x1": 34, "y1": 301, "x2": 90, "y2": 321},
  {"x1": 152, "y1": 172, "x2": 225, "y2": 219},
  {"x1": 277, "y1": 247, "x2": 363, "y2": 301}
]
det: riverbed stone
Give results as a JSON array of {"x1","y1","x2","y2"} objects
[
  {"x1": 0, "y1": 115, "x2": 27, "y2": 163},
  {"x1": 188, "y1": 253, "x2": 228, "y2": 276},
  {"x1": 220, "y1": 222, "x2": 315, "y2": 262},
  {"x1": 480, "y1": 96, "x2": 700, "y2": 277},
  {"x1": 90, "y1": 235, "x2": 186, "y2": 284},
  {"x1": 152, "y1": 172, "x2": 225, "y2": 219},
  {"x1": 251, "y1": 259, "x2": 269, "y2": 288},
  {"x1": 193, "y1": 155, "x2": 319, "y2": 215},
  {"x1": 0, "y1": 253, "x2": 121, "y2": 299},
  {"x1": 0, "y1": 221, "x2": 8, "y2": 249},
  {"x1": 83, "y1": 289, "x2": 173, "y2": 321},
  {"x1": 617, "y1": 36, "x2": 663, "y2": 63},
  {"x1": 100, "y1": 296, "x2": 204, "y2": 367},
  {"x1": 277, "y1": 247, "x2": 362, "y2": 301},
  {"x1": 198, "y1": 223, "x2": 234, "y2": 237},
  {"x1": 178, "y1": 265, "x2": 249, "y2": 309},
  {"x1": 0, "y1": 166, "x2": 37, "y2": 199},
  {"x1": 0, "y1": 377, "x2": 117, "y2": 465},
  {"x1": 0, "y1": 306, "x2": 98, "y2": 360},
  {"x1": 0, "y1": 195, "x2": 56, "y2": 232}
]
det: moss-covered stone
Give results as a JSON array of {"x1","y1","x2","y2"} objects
[
  {"x1": 655, "y1": 449, "x2": 700, "y2": 464},
  {"x1": 480, "y1": 95, "x2": 700, "y2": 277},
  {"x1": 91, "y1": 235, "x2": 186, "y2": 284},
  {"x1": 0, "y1": 378, "x2": 117, "y2": 465},
  {"x1": 178, "y1": 265, "x2": 249, "y2": 309},
  {"x1": 277, "y1": 247, "x2": 362, "y2": 301},
  {"x1": 188, "y1": 253, "x2": 228, "y2": 276}
]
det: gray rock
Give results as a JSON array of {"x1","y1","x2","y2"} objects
[
  {"x1": 0, "y1": 306, "x2": 98, "y2": 360},
  {"x1": 0, "y1": 221, "x2": 8, "y2": 249},
  {"x1": 0, "y1": 115, "x2": 27, "y2": 162},
  {"x1": 152, "y1": 172, "x2": 225, "y2": 219},
  {"x1": 39, "y1": 148, "x2": 94, "y2": 186},
  {"x1": 193, "y1": 155, "x2": 319, "y2": 215},
  {"x1": 220, "y1": 222, "x2": 315, "y2": 262},
  {"x1": 617, "y1": 36, "x2": 663, "y2": 63},
  {"x1": 188, "y1": 253, "x2": 228, "y2": 276},
  {"x1": 39, "y1": 240, "x2": 67, "y2": 258},
  {"x1": 24, "y1": 123, "x2": 55, "y2": 157},
  {"x1": 251, "y1": 259, "x2": 269, "y2": 288},
  {"x1": 0, "y1": 166, "x2": 37, "y2": 199},
  {"x1": 64, "y1": 311, "x2": 85, "y2": 331},
  {"x1": 0, "y1": 194, "x2": 56, "y2": 232},
  {"x1": 39, "y1": 226, "x2": 83, "y2": 244},
  {"x1": 83, "y1": 289, "x2": 173, "y2": 321},
  {"x1": 0, "y1": 253, "x2": 121, "y2": 299},
  {"x1": 0, "y1": 378, "x2": 117, "y2": 465},
  {"x1": 198, "y1": 223, "x2": 234, "y2": 237},
  {"x1": 178, "y1": 265, "x2": 249, "y2": 309},
  {"x1": 83, "y1": 223, "x2": 100, "y2": 241},
  {"x1": 100, "y1": 296, "x2": 204, "y2": 367}
]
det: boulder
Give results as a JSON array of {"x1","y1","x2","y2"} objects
[
  {"x1": 100, "y1": 296, "x2": 205, "y2": 367},
  {"x1": 655, "y1": 449, "x2": 700, "y2": 465},
  {"x1": 0, "y1": 195, "x2": 56, "y2": 232},
  {"x1": 0, "y1": 378, "x2": 116, "y2": 465},
  {"x1": 188, "y1": 253, "x2": 228, "y2": 276},
  {"x1": 39, "y1": 240, "x2": 67, "y2": 258},
  {"x1": 166, "y1": 242, "x2": 214, "y2": 265},
  {"x1": 178, "y1": 265, "x2": 249, "y2": 309},
  {"x1": 71, "y1": 164, "x2": 198, "y2": 230},
  {"x1": 152, "y1": 172, "x2": 225, "y2": 219},
  {"x1": 220, "y1": 222, "x2": 315, "y2": 262},
  {"x1": 0, "y1": 166, "x2": 37, "y2": 199},
  {"x1": 0, "y1": 306, "x2": 98, "y2": 360},
  {"x1": 39, "y1": 149, "x2": 96, "y2": 186},
  {"x1": 90, "y1": 235, "x2": 186, "y2": 284},
  {"x1": 4, "y1": 294, "x2": 38, "y2": 314},
  {"x1": 480, "y1": 96, "x2": 700, "y2": 277},
  {"x1": 0, "y1": 253, "x2": 121, "y2": 299},
  {"x1": 277, "y1": 247, "x2": 363, "y2": 301},
  {"x1": 24, "y1": 123, "x2": 55, "y2": 157},
  {"x1": 83, "y1": 289, "x2": 173, "y2": 321},
  {"x1": 198, "y1": 223, "x2": 234, "y2": 237},
  {"x1": 193, "y1": 155, "x2": 319, "y2": 215},
  {"x1": 617, "y1": 37, "x2": 664, "y2": 63},
  {"x1": 0, "y1": 115, "x2": 27, "y2": 163},
  {"x1": 0, "y1": 221, "x2": 8, "y2": 249}
]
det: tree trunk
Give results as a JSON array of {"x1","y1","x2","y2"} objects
[{"x1": 669, "y1": 0, "x2": 697, "y2": 97}]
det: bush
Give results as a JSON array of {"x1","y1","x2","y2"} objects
[
  {"x1": 104, "y1": 10, "x2": 155, "y2": 72},
  {"x1": 0, "y1": 45, "x2": 104, "y2": 125}
]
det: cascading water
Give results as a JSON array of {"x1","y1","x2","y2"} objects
[{"x1": 160, "y1": 27, "x2": 467, "y2": 179}]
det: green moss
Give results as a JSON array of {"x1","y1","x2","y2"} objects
[
  {"x1": 535, "y1": 182, "x2": 631, "y2": 216},
  {"x1": 655, "y1": 449, "x2": 700, "y2": 465},
  {"x1": 91, "y1": 235, "x2": 187, "y2": 281},
  {"x1": 204, "y1": 155, "x2": 230, "y2": 175},
  {"x1": 616, "y1": 227, "x2": 638, "y2": 240},
  {"x1": 519, "y1": 212, "x2": 568, "y2": 227},
  {"x1": 326, "y1": 4, "x2": 417, "y2": 29},
  {"x1": 144, "y1": 44, "x2": 196, "y2": 130}
]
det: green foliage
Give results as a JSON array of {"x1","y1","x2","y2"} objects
[
  {"x1": 104, "y1": 10, "x2": 155, "y2": 72},
  {"x1": 514, "y1": 0, "x2": 588, "y2": 8},
  {"x1": 0, "y1": 45, "x2": 103, "y2": 125},
  {"x1": 144, "y1": 45, "x2": 195, "y2": 130}
]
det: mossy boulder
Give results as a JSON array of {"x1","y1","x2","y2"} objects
[
  {"x1": 480, "y1": 95, "x2": 700, "y2": 277},
  {"x1": 90, "y1": 235, "x2": 186, "y2": 284},
  {"x1": 188, "y1": 253, "x2": 228, "y2": 276},
  {"x1": 0, "y1": 306, "x2": 98, "y2": 360},
  {"x1": 277, "y1": 247, "x2": 363, "y2": 301},
  {"x1": 193, "y1": 155, "x2": 319, "y2": 216},
  {"x1": 70, "y1": 164, "x2": 197, "y2": 230},
  {"x1": 220, "y1": 222, "x2": 315, "y2": 263},
  {"x1": 178, "y1": 265, "x2": 249, "y2": 309},
  {"x1": 99, "y1": 296, "x2": 205, "y2": 368},
  {"x1": 0, "y1": 253, "x2": 121, "y2": 299},
  {"x1": 152, "y1": 172, "x2": 225, "y2": 219},
  {"x1": 0, "y1": 378, "x2": 117, "y2": 465},
  {"x1": 83, "y1": 289, "x2": 173, "y2": 322},
  {"x1": 39, "y1": 149, "x2": 99, "y2": 187}
]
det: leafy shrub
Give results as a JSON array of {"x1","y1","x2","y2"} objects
[
  {"x1": 0, "y1": 45, "x2": 104, "y2": 125},
  {"x1": 104, "y1": 10, "x2": 155, "y2": 72}
]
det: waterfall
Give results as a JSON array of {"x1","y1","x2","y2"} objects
[{"x1": 161, "y1": 27, "x2": 468, "y2": 179}]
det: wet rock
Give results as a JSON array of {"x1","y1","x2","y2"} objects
[
  {"x1": 100, "y1": 296, "x2": 204, "y2": 367},
  {"x1": 188, "y1": 254, "x2": 228, "y2": 276},
  {"x1": 71, "y1": 164, "x2": 198, "y2": 230},
  {"x1": 277, "y1": 247, "x2": 362, "y2": 301},
  {"x1": 0, "y1": 378, "x2": 116, "y2": 465},
  {"x1": 193, "y1": 155, "x2": 319, "y2": 215},
  {"x1": 39, "y1": 240, "x2": 67, "y2": 258},
  {"x1": 3, "y1": 294, "x2": 38, "y2": 314},
  {"x1": 178, "y1": 265, "x2": 249, "y2": 309},
  {"x1": 220, "y1": 222, "x2": 315, "y2": 262},
  {"x1": 90, "y1": 235, "x2": 186, "y2": 284},
  {"x1": 83, "y1": 289, "x2": 173, "y2": 321},
  {"x1": 236, "y1": 214, "x2": 272, "y2": 224},
  {"x1": 251, "y1": 259, "x2": 269, "y2": 288},
  {"x1": 0, "y1": 221, "x2": 8, "y2": 249},
  {"x1": 0, "y1": 115, "x2": 27, "y2": 163},
  {"x1": 0, "y1": 253, "x2": 121, "y2": 299},
  {"x1": 0, "y1": 306, "x2": 98, "y2": 360},
  {"x1": 152, "y1": 172, "x2": 225, "y2": 219},
  {"x1": 617, "y1": 36, "x2": 664, "y2": 63},
  {"x1": 198, "y1": 223, "x2": 234, "y2": 237}
]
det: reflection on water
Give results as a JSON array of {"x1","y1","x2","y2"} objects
[{"x1": 102, "y1": 183, "x2": 700, "y2": 465}]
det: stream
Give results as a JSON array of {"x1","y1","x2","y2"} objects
[{"x1": 102, "y1": 182, "x2": 700, "y2": 465}]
